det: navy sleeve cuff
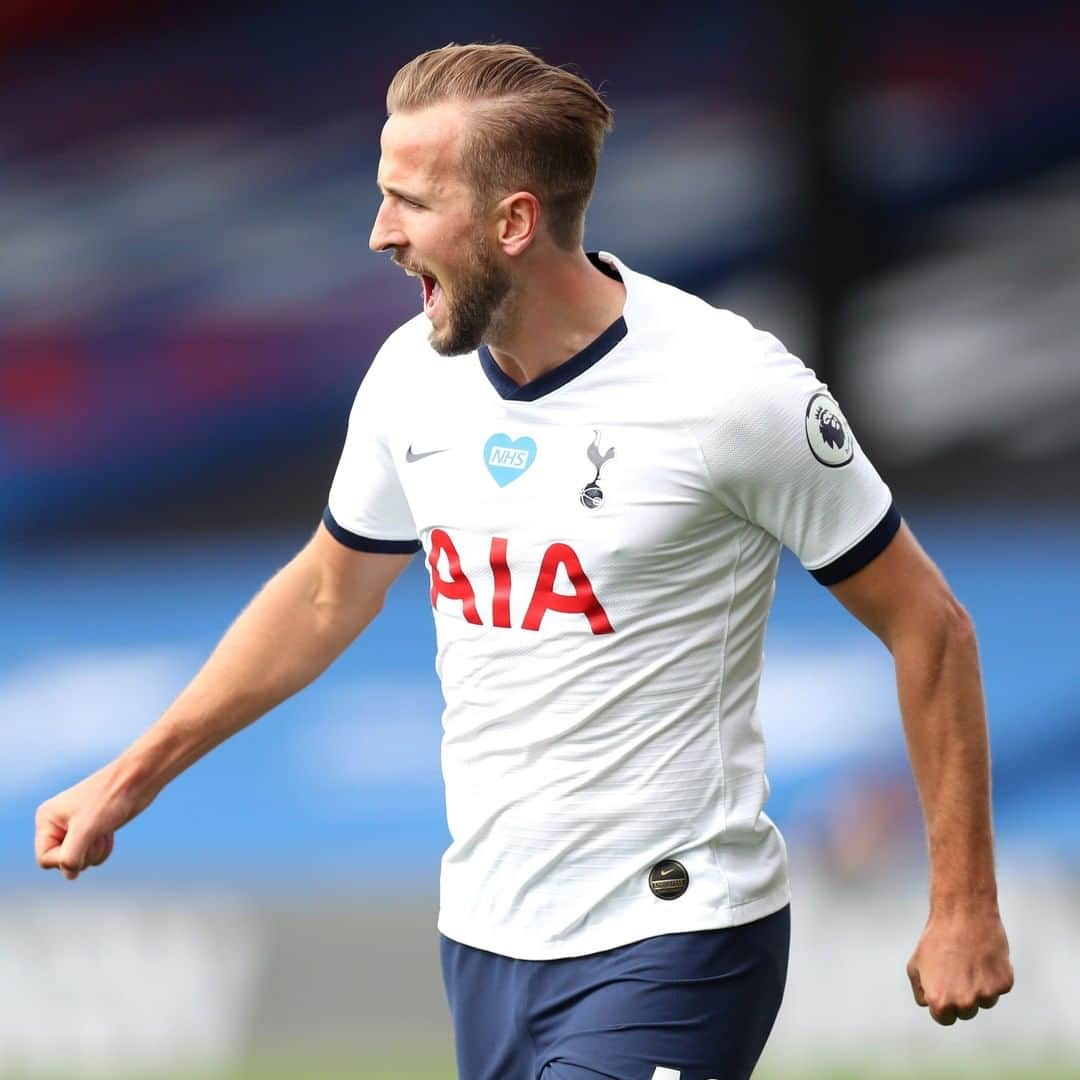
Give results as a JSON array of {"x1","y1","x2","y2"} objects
[
  {"x1": 322, "y1": 507, "x2": 421, "y2": 554},
  {"x1": 811, "y1": 502, "x2": 902, "y2": 586}
]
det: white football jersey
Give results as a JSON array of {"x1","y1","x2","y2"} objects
[{"x1": 326, "y1": 252, "x2": 898, "y2": 960}]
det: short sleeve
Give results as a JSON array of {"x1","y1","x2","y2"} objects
[
  {"x1": 700, "y1": 324, "x2": 899, "y2": 585},
  {"x1": 324, "y1": 351, "x2": 420, "y2": 555}
]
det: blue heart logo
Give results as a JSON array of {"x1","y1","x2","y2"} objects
[{"x1": 484, "y1": 434, "x2": 537, "y2": 487}]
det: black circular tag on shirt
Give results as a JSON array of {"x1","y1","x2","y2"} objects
[{"x1": 648, "y1": 859, "x2": 689, "y2": 900}]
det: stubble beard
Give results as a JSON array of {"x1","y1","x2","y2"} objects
[{"x1": 429, "y1": 236, "x2": 514, "y2": 357}]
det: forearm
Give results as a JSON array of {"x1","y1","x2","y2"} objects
[
  {"x1": 830, "y1": 527, "x2": 1012, "y2": 1020},
  {"x1": 892, "y1": 599, "x2": 998, "y2": 910},
  {"x1": 107, "y1": 545, "x2": 380, "y2": 813}
]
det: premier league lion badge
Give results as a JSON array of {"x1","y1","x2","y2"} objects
[{"x1": 805, "y1": 393, "x2": 854, "y2": 468}]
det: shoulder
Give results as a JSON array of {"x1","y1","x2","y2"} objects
[{"x1": 608, "y1": 252, "x2": 812, "y2": 414}]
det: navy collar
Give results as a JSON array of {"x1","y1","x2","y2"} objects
[{"x1": 477, "y1": 253, "x2": 627, "y2": 402}]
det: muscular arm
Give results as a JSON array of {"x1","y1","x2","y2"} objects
[
  {"x1": 35, "y1": 523, "x2": 412, "y2": 879},
  {"x1": 829, "y1": 522, "x2": 1013, "y2": 1024}
]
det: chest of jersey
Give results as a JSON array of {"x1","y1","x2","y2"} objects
[{"x1": 395, "y1": 396, "x2": 724, "y2": 638}]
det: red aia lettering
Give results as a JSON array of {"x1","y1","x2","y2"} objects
[
  {"x1": 522, "y1": 542, "x2": 614, "y2": 634},
  {"x1": 428, "y1": 528, "x2": 482, "y2": 625},
  {"x1": 489, "y1": 536, "x2": 512, "y2": 629},
  {"x1": 427, "y1": 532, "x2": 613, "y2": 635}
]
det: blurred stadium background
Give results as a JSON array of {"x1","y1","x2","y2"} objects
[{"x1": 2, "y1": 1, "x2": 1078, "y2": 1077}]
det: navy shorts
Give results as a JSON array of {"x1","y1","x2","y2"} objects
[{"x1": 440, "y1": 905, "x2": 790, "y2": 1080}]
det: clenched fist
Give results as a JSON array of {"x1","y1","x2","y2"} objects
[
  {"x1": 907, "y1": 906, "x2": 1014, "y2": 1025},
  {"x1": 34, "y1": 766, "x2": 143, "y2": 881}
]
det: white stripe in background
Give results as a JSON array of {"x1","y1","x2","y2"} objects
[
  {"x1": 298, "y1": 681, "x2": 445, "y2": 786},
  {"x1": 753, "y1": 644, "x2": 898, "y2": 770},
  {"x1": 0, "y1": 647, "x2": 195, "y2": 802},
  {"x1": 0, "y1": 640, "x2": 896, "y2": 806}
]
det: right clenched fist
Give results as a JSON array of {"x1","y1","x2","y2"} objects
[{"x1": 34, "y1": 767, "x2": 135, "y2": 881}]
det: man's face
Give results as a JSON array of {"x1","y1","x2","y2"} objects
[{"x1": 370, "y1": 102, "x2": 513, "y2": 356}]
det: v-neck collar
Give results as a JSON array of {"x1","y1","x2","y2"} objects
[{"x1": 477, "y1": 252, "x2": 627, "y2": 402}]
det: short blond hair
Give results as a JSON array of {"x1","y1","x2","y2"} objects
[{"x1": 386, "y1": 43, "x2": 614, "y2": 250}]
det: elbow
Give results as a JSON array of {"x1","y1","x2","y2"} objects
[
  {"x1": 312, "y1": 583, "x2": 387, "y2": 641},
  {"x1": 918, "y1": 591, "x2": 978, "y2": 673},
  {"x1": 312, "y1": 592, "x2": 382, "y2": 640},
  {"x1": 891, "y1": 584, "x2": 976, "y2": 661},
  {"x1": 942, "y1": 594, "x2": 976, "y2": 651}
]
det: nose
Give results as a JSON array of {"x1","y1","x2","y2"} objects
[{"x1": 369, "y1": 198, "x2": 406, "y2": 253}]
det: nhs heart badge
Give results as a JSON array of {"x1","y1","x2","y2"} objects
[{"x1": 484, "y1": 434, "x2": 537, "y2": 487}]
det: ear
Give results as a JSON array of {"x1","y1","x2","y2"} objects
[{"x1": 494, "y1": 191, "x2": 540, "y2": 256}]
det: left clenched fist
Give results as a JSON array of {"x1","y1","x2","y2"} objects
[{"x1": 906, "y1": 906, "x2": 1014, "y2": 1025}]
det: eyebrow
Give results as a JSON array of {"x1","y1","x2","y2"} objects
[{"x1": 378, "y1": 182, "x2": 427, "y2": 204}]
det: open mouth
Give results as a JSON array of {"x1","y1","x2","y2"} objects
[
  {"x1": 397, "y1": 261, "x2": 445, "y2": 319},
  {"x1": 420, "y1": 273, "x2": 443, "y2": 317}
]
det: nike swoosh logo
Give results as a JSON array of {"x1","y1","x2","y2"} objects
[
  {"x1": 405, "y1": 445, "x2": 450, "y2": 463},
  {"x1": 659, "y1": 866, "x2": 678, "y2": 876}
]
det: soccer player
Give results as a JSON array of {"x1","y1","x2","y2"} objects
[{"x1": 35, "y1": 44, "x2": 1013, "y2": 1080}]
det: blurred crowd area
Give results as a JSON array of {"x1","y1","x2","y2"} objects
[
  {"x1": 3, "y1": 0, "x2": 1079, "y2": 536},
  {"x1": 1, "y1": 1, "x2": 1079, "y2": 1076}
]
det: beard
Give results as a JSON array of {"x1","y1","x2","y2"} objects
[{"x1": 428, "y1": 235, "x2": 513, "y2": 357}]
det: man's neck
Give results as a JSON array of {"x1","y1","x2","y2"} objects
[{"x1": 484, "y1": 250, "x2": 626, "y2": 388}]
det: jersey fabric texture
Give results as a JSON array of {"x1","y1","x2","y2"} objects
[
  {"x1": 441, "y1": 907, "x2": 790, "y2": 1080},
  {"x1": 326, "y1": 251, "x2": 898, "y2": 960}
]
